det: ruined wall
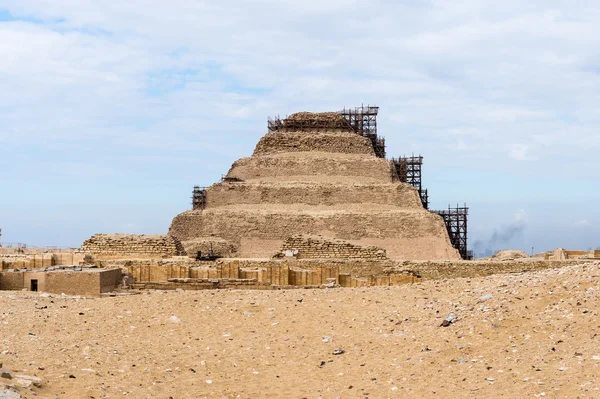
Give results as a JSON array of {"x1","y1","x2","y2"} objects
[
  {"x1": 274, "y1": 235, "x2": 387, "y2": 260},
  {"x1": 253, "y1": 131, "x2": 375, "y2": 156},
  {"x1": 1, "y1": 253, "x2": 84, "y2": 270},
  {"x1": 132, "y1": 280, "x2": 274, "y2": 291},
  {"x1": 127, "y1": 263, "x2": 191, "y2": 282},
  {"x1": 130, "y1": 262, "x2": 419, "y2": 290},
  {"x1": 168, "y1": 111, "x2": 460, "y2": 261},
  {"x1": 169, "y1": 209, "x2": 459, "y2": 260},
  {"x1": 81, "y1": 234, "x2": 182, "y2": 259},
  {"x1": 125, "y1": 259, "x2": 384, "y2": 283},
  {"x1": 99, "y1": 268, "x2": 124, "y2": 293},
  {"x1": 225, "y1": 153, "x2": 395, "y2": 184},
  {"x1": 0, "y1": 269, "x2": 122, "y2": 296},
  {"x1": 338, "y1": 273, "x2": 419, "y2": 287},
  {"x1": 386, "y1": 259, "x2": 584, "y2": 279},
  {"x1": 180, "y1": 237, "x2": 238, "y2": 258},
  {"x1": 220, "y1": 259, "x2": 388, "y2": 278},
  {"x1": 98, "y1": 256, "x2": 585, "y2": 292},
  {"x1": 205, "y1": 182, "x2": 422, "y2": 209},
  {"x1": 46, "y1": 272, "x2": 100, "y2": 296},
  {"x1": 0, "y1": 272, "x2": 24, "y2": 290}
]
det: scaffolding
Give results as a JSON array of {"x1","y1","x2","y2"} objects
[
  {"x1": 338, "y1": 105, "x2": 386, "y2": 158},
  {"x1": 392, "y1": 155, "x2": 429, "y2": 209},
  {"x1": 267, "y1": 114, "x2": 353, "y2": 133},
  {"x1": 266, "y1": 105, "x2": 386, "y2": 158},
  {"x1": 192, "y1": 186, "x2": 208, "y2": 210},
  {"x1": 434, "y1": 205, "x2": 471, "y2": 260}
]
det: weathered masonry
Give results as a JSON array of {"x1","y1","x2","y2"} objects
[
  {"x1": 177, "y1": 106, "x2": 471, "y2": 260},
  {"x1": 77, "y1": 105, "x2": 472, "y2": 292},
  {"x1": 0, "y1": 266, "x2": 123, "y2": 297}
]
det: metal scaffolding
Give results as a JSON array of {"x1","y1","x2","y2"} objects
[
  {"x1": 192, "y1": 186, "x2": 207, "y2": 210},
  {"x1": 338, "y1": 105, "x2": 386, "y2": 158},
  {"x1": 434, "y1": 205, "x2": 472, "y2": 260},
  {"x1": 268, "y1": 115, "x2": 352, "y2": 132},
  {"x1": 392, "y1": 155, "x2": 429, "y2": 209},
  {"x1": 266, "y1": 105, "x2": 386, "y2": 158}
]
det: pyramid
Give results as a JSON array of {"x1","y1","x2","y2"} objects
[{"x1": 169, "y1": 111, "x2": 461, "y2": 261}]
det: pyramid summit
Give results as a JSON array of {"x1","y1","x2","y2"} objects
[{"x1": 169, "y1": 107, "x2": 463, "y2": 261}]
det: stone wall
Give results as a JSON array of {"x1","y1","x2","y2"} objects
[
  {"x1": 220, "y1": 259, "x2": 389, "y2": 278},
  {"x1": 385, "y1": 259, "x2": 586, "y2": 279},
  {"x1": 0, "y1": 272, "x2": 24, "y2": 290},
  {"x1": 94, "y1": 255, "x2": 592, "y2": 292},
  {"x1": 98, "y1": 268, "x2": 125, "y2": 293},
  {"x1": 225, "y1": 153, "x2": 395, "y2": 184},
  {"x1": 180, "y1": 237, "x2": 238, "y2": 258},
  {"x1": 1, "y1": 253, "x2": 84, "y2": 270},
  {"x1": 128, "y1": 261, "x2": 420, "y2": 291},
  {"x1": 545, "y1": 249, "x2": 600, "y2": 260},
  {"x1": 81, "y1": 234, "x2": 183, "y2": 259},
  {"x1": 132, "y1": 279, "x2": 274, "y2": 291},
  {"x1": 274, "y1": 235, "x2": 387, "y2": 260},
  {"x1": 127, "y1": 263, "x2": 192, "y2": 282},
  {"x1": 253, "y1": 131, "x2": 375, "y2": 156},
  {"x1": 204, "y1": 182, "x2": 422, "y2": 209},
  {"x1": 169, "y1": 209, "x2": 459, "y2": 260},
  {"x1": 0, "y1": 268, "x2": 123, "y2": 296}
]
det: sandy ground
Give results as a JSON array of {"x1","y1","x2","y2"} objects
[{"x1": 2, "y1": 262, "x2": 600, "y2": 398}]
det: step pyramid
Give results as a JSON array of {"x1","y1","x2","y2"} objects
[{"x1": 169, "y1": 111, "x2": 460, "y2": 260}]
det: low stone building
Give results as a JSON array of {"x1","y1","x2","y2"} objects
[
  {"x1": 81, "y1": 234, "x2": 183, "y2": 260},
  {"x1": 0, "y1": 266, "x2": 123, "y2": 297}
]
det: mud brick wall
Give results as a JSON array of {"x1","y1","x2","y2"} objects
[
  {"x1": 81, "y1": 234, "x2": 182, "y2": 258},
  {"x1": 275, "y1": 235, "x2": 387, "y2": 260}
]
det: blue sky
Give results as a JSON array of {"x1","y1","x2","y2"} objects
[{"x1": 0, "y1": 0, "x2": 599, "y2": 255}]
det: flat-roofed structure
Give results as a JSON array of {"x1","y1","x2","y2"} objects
[{"x1": 0, "y1": 266, "x2": 123, "y2": 297}]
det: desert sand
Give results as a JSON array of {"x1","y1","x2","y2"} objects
[{"x1": 2, "y1": 261, "x2": 600, "y2": 398}]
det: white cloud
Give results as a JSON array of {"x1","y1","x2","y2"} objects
[
  {"x1": 510, "y1": 144, "x2": 536, "y2": 161},
  {"x1": 574, "y1": 219, "x2": 591, "y2": 227}
]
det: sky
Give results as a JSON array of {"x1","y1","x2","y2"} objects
[{"x1": 0, "y1": 0, "x2": 599, "y2": 255}]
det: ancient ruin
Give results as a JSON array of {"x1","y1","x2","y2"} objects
[
  {"x1": 45, "y1": 106, "x2": 485, "y2": 290},
  {"x1": 0, "y1": 106, "x2": 496, "y2": 293},
  {"x1": 170, "y1": 106, "x2": 466, "y2": 262},
  {"x1": 0, "y1": 266, "x2": 123, "y2": 297},
  {"x1": 81, "y1": 234, "x2": 182, "y2": 259}
]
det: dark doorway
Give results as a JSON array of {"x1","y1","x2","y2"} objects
[{"x1": 31, "y1": 279, "x2": 38, "y2": 292}]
